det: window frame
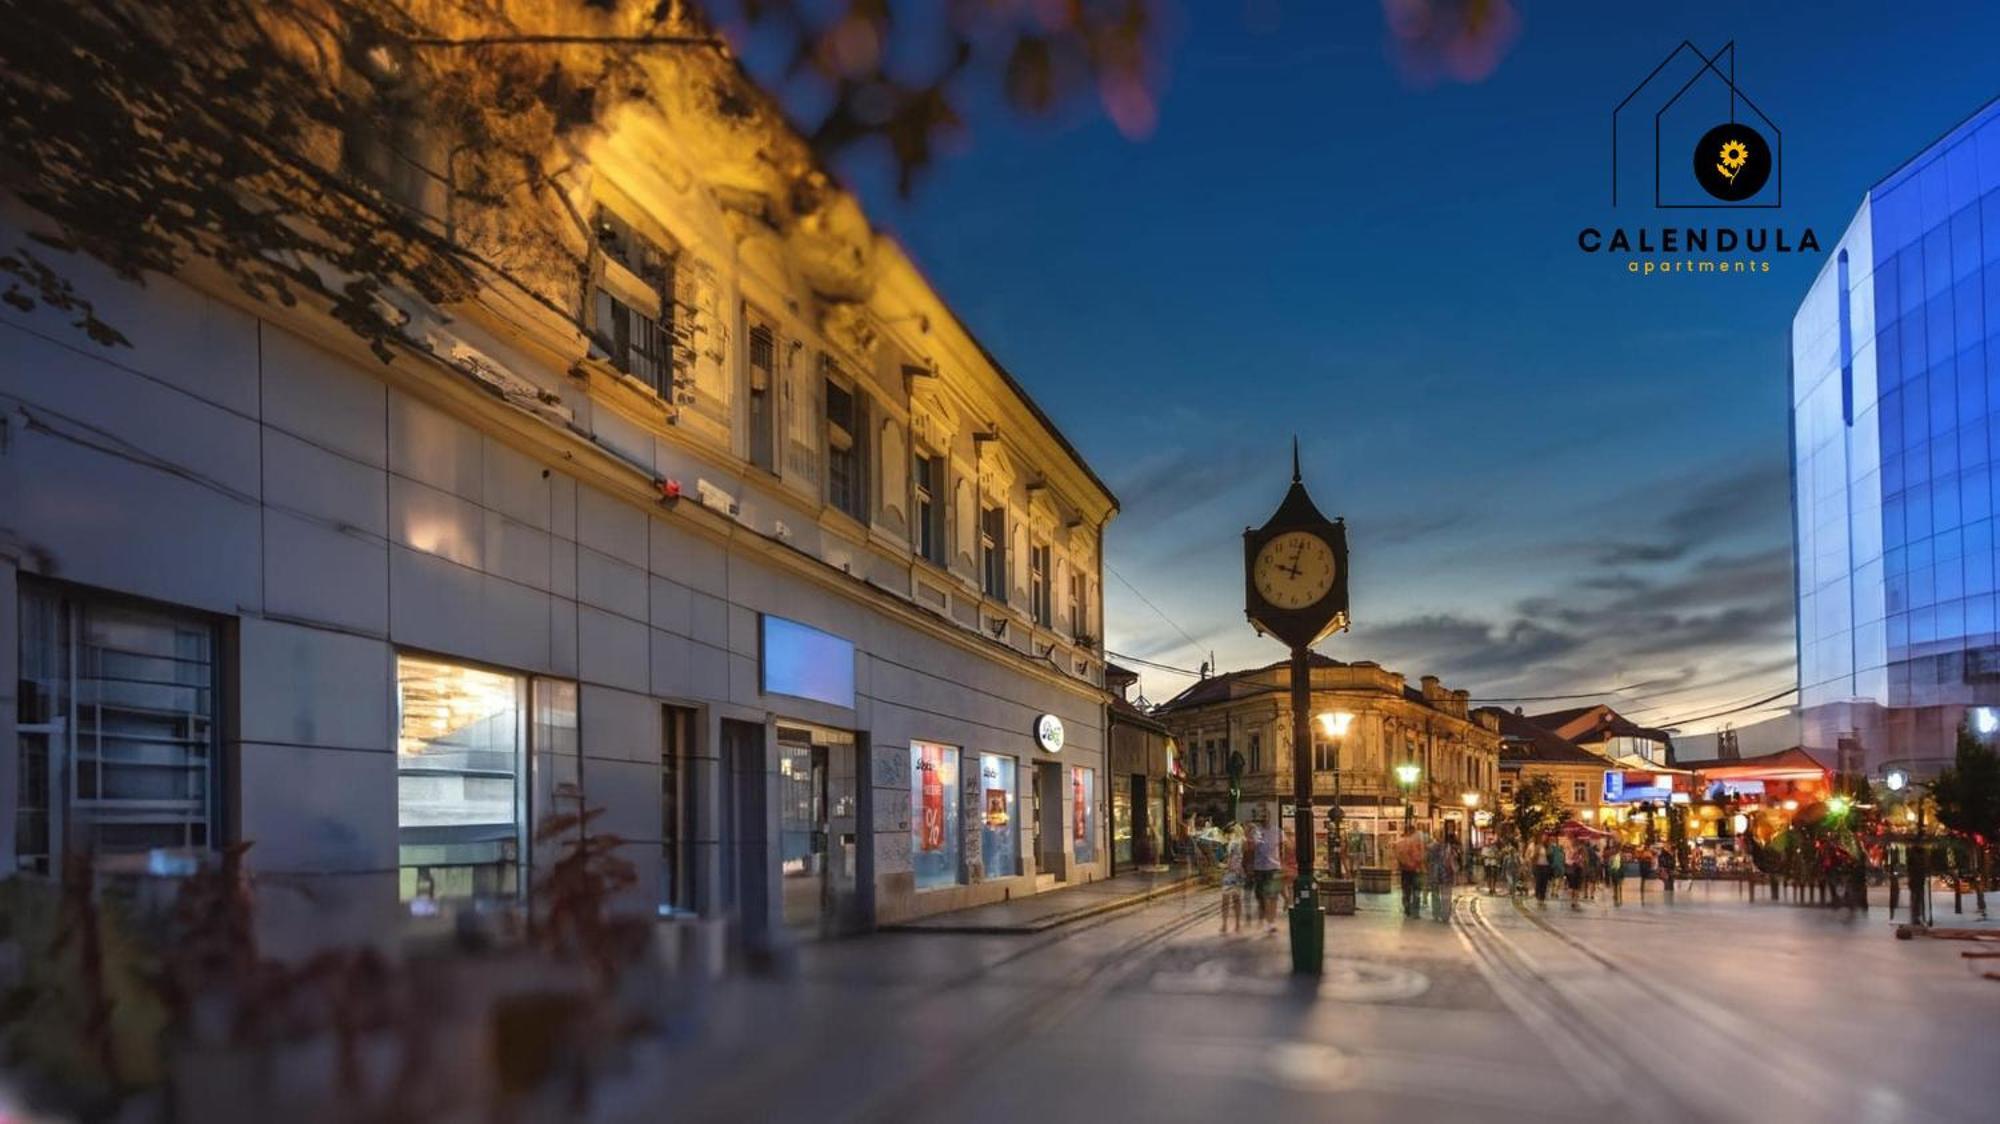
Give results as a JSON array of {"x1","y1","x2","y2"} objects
[
  {"x1": 980, "y1": 503, "x2": 1008, "y2": 602},
  {"x1": 744, "y1": 311, "x2": 779, "y2": 475},
  {"x1": 913, "y1": 451, "x2": 947, "y2": 567},
  {"x1": 823, "y1": 366, "x2": 870, "y2": 524},
  {"x1": 590, "y1": 205, "x2": 677, "y2": 399},
  {"x1": 1029, "y1": 542, "x2": 1052, "y2": 627}
]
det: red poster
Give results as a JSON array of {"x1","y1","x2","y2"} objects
[
  {"x1": 920, "y1": 746, "x2": 945, "y2": 852},
  {"x1": 1073, "y1": 767, "x2": 1085, "y2": 843}
]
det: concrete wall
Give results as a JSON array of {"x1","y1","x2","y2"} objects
[{"x1": 0, "y1": 238, "x2": 1107, "y2": 949}]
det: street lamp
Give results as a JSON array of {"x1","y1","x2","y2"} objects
[
  {"x1": 1395, "y1": 762, "x2": 1421, "y2": 826},
  {"x1": 1316, "y1": 711, "x2": 1355, "y2": 877},
  {"x1": 1460, "y1": 791, "x2": 1481, "y2": 869},
  {"x1": 1883, "y1": 768, "x2": 1929, "y2": 926}
]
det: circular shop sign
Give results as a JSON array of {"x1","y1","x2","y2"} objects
[{"x1": 1035, "y1": 713, "x2": 1066, "y2": 754}]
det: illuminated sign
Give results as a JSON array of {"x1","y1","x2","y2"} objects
[
  {"x1": 760, "y1": 615, "x2": 855, "y2": 708},
  {"x1": 1602, "y1": 770, "x2": 1675, "y2": 803},
  {"x1": 1035, "y1": 713, "x2": 1066, "y2": 754}
]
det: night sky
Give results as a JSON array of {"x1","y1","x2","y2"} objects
[{"x1": 816, "y1": 1, "x2": 2000, "y2": 732}]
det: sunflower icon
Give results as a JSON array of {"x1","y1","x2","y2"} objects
[{"x1": 1716, "y1": 139, "x2": 1751, "y2": 182}]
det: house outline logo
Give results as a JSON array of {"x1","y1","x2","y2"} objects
[{"x1": 1611, "y1": 41, "x2": 1782, "y2": 209}]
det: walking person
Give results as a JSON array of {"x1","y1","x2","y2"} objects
[
  {"x1": 1394, "y1": 822, "x2": 1426, "y2": 919},
  {"x1": 1532, "y1": 833, "x2": 1554, "y2": 905},
  {"x1": 1428, "y1": 830, "x2": 1459, "y2": 922},
  {"x1": 1608, "y1": 842, "x2": 1626, "y2": 906},
  {"x1": 1501, "y1": 839, "x2": 1522, "y2": 897},
  {"x1": 1218, "y1": 823, "x2": 1247, "y2": 935},
  {"x1": 1251, "y1": 818, "x2": 1283, "y2": 936},
  {"x1": 1481, "y1": 840, "x2": 1501, "y2": 894},
  {"x1": 1563, "y1": 835, "x2": 1585, "y2": 911}
]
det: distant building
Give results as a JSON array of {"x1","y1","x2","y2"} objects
[
  {"x1": 1104, "y1": 663, "x2": 1177, "y2": 872},
  {"x1": 1525, "y1": 704, "x2": 1675, "y2": 768},
  {"x1": 1791, "y1": 95, "x2": 2000, "y2": 780},
  {"x1": 1152, "y1": 655, "x2": 1500, "y2": 867},
  {"x1": 1481, "y1": 707, "x2": 1617, "y2": 828}
]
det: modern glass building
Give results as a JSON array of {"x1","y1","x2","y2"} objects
[{"x1": 1793, "y1": 96, "x2": 2000, "y2": 774}]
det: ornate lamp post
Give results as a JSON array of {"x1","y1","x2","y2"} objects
[
  {"x1": 1396, "y1": 762, "x2": 1421, "y2": 826},
  {"x1": 1317, "y1": 710, "x2": 1356, "y2": 877},
  {"x1": 1244, "y1": 441, "x2": 1350, "y2": 976}
]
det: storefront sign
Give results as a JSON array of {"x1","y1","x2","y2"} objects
[
  {"x1": 1603, "y1": 770, "x2": 1675, "y2": 803},
  {"x1": 760, "y1": 615, "x2": 855, "y2": 708},
  {"x1": 1036, "y1": 713, "x2": 1066, "y2": 754}
]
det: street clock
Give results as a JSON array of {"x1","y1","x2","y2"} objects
[{"x1": 1243, "y1": 443, "x2": 1350, "y2": 650}]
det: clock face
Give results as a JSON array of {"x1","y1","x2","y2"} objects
[{"x1": 1253, "y1": 531, "x2": 1337, "y2": 611}]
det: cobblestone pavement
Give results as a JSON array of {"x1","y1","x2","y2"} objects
[{"x1": 658, "y1": 881, "x2": 2000, "y2": 1123}]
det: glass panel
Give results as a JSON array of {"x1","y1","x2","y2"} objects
[
  {"x1": 396, "y1": 654, "x2": 525, "y2": 901},
  {"x1": 978, "y1": 753, "x2": 1019, "y2": 878},
  {"x1": 1072, "y1": 765, "x2": 1097, "y2": 864},
  {"x1": 910, "y1": 742, "x2": 962, "y2": 890}
]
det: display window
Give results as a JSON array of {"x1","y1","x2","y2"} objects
[
  {"x1": 1072, "y1": 765, "x2": 1098, "y2": 864},
  {"x1": 979, "y1": 753, "x2": 1020, "y2": 878},
  {"x1": 911, "y1": 741, "x2": 963, "y2": 890}
]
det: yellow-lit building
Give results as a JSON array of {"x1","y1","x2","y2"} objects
[
  {"x1": 1481, "y1": 707, "x2": 1619, "y2": 832},
  {"x1": 1153, "y1": 655, "x2": 1501, "y2": 866}
]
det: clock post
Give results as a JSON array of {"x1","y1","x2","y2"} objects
[{"x1": 1244, "y1": 441, "x2": 1350, "y2": 976}]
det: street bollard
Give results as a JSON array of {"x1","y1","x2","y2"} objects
[{"x1": 1289, "y1": 873, "x2": 1324, "y2": 975}]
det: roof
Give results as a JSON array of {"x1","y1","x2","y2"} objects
[
  {"x1": 1109, "y1": 694, "x2": 1171, "y2": 736},
  {"x1": 1526, "y1": 704, "x2": 1672, "y2": 746},
  {"x1": 1672, "y1": 745, "x2": 1831, "y2": 778},
  {"x1": 1153, "y1": 652, "x2": 1349, "y2": 714},
  {"x1": 1477, "y1": 707, "x2": 1616, "y2": 768}
]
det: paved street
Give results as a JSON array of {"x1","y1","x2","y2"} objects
[{"x1": 660, "y1": 883, "x2": 2000, "y2": 1124}]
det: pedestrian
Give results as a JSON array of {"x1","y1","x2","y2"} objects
[
  {"x1": 1658, "y1": 843, "x2": 1676, "y2": 896},
  {"x1": 1251, "y1": 818, "x2": 1283, "y2": 936},
  {"x1": 1583, "y1": 841, "x2": 1603, "y2": 901},
  {"x1": 1532, "y1": 833, "x2": 1554, "y2": 904},
  {"x1": 1608, "y1": 843, "x2": 1626, "y2": 906},
  {"x1": 1636, "y1": 842, "x2": 1654, "y2": 901},
  {"x1": 1481, "y1": 840, "x2": 1501, "y2": 894},
  {"x1": 1218, "y1": 822, "x2": 1247, "y2": 934},
  {"x1": 1393, "y1": 822, "x2": 1426, "y2": 918},
  {"x1": 1563, "y1": 835, "x2": 1585, "y2": 910},
  {"x1": 1428, "y1": 830, "x2": 1458, "y2": 922},
  {"x1": 1501, "y1": 840, "x2": 1521, "y2": 896}
]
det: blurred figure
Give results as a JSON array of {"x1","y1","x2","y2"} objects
[
  {"x1": 1219, "y1": 822, "x2": 1247, "y2": 934},
  {"x1": 1251, "y1": 817, "x2": 1283, "y2": 935},
  {"x1": 1394, "y1": 822, "x2": 1426, "y2": 918},
  {"x1": 1427, "y1": 829, "x2": 1458, "y2": 922},
  {"x1": 1608, "y1": 843, "x2": 1626, "y2": 905},
  {"x1": 1532, "y1": 834, "x2": 1554, "y2": 905},
  {"x1": 1563, "y1": 835, "x2": 1584, "y2": 911},
  {"x1": 1501, "y1": 839, "x2": 1521, "y2": 896}
]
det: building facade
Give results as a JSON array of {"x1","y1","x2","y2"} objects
[
  {"x1": 1104, "y1": 663, "x2": 1178, "y2": 871},
  {"x1": 1485, "y1": 707, "x2": 1619, "y2": 832},
  {"x1": 1793, "y1": 96, "x2": 2000, "y2": 780},
  {"x1": 0, "y1": 44, "x2": 1118, "y2": 953},
  {"x1": 1153, "y1": 656, "x2": 1500, "y2": 868}
]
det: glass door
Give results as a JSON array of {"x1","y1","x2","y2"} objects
[{"x1": 777, "y1": 730, "x2": 824, "y2": 929}]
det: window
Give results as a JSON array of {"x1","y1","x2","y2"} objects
[
  {"x1": 397, "y1": 654, "x2": 551, "y2": 902},
  {"x1": 661, "y1": 704, "x2": 699, "y2": 914},
  {"x1": 1206, "y1": 744, "x2": 1217, "y2": 777},
  {"x1": 1313, "y1": 737, "x2": 1337, "y2": 773},
  {"x1": 980, "y1": 505, "x2": 1008, "y2": 601},
  {"x1": 1249, "y1": 734, "x2": 1262, "y2": 775},
  {"x1": 911, "y1": 742, "x2": 962, "y2": 890},
  {"x1": 1500, "y1": 777, "x2": 1515, "y2": 798},
  {"x1": 15, "y1": 584, "x2": 219, "y2": 875},
  {"x1": 1030, "y1": 544, "x2": 1052, "y2": 626},
  {"x1": 1572, "y1": 780, "x2": 1588, "y2": 804},
  {"x1": 592, "y1": 207, "x2": 676, "y2": 397},
  {"x1": 747, "y1": 321, "x2": 777, "y2": 473},
  {"x1": 979, "y1": 754, "x2": 1020, "y2": 878},
  {"x1": 1069, "y1": 567, "x2": 1091, "y2": 641},
  {"x1": 1072, "y1": 766, "x2": 1098, "y2": 864},
  {"x1": 825, "y1": 375, "x2": 869, "y2": 522},
  {"x1": 913, "y1": 453, "x2": 946, "y2": 566}
]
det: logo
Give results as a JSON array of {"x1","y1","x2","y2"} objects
[
  {"x1": 1692, "y1": 124, "x2": 1770, "y2": 201},
  {"x1": 1576, "y1": 40, "x2": 1819, "y2": 277},
  {"x1": 1035, "y1": 713, "x2": 1065, "y2": 754},
  {"x1": 1611, "y1": 40, "x2": 1781, "y2": 208}
]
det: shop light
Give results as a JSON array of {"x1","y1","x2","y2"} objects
[
  {"x1": 1828, "y1": 796, "x2": 1851, "y2": 815},
  {"x1": 1782, "y1": 799, "x2": 1798, "y2": 812},
  {"x1": 1884, "y1": 769, "x2": 1908, "y2": 792}
]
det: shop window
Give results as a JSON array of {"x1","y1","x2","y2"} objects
[
  {"x1": 914, "y1": 453, "x2": 946, "y2": 566},
  {"x1": 15, "y1": 583, "x2": 219, "y2": 875},
  {"x1": 1072, "y1": 765, "x2": 1098, "y2": 864},
  {"x1": 911, "y1": 742, "x2": 962, "y2": 890},
  {"x1": 981, "y1": 505, "x2": 1007, "y2": 601},
  {"x1": 978, "y1": 753, "x2": 1020, "y2": 878},
  {"x1": 396, "y1": 654, "x2": 545, "y2": 902},
  {"x1": 826, "y1": 374, "x2": 869, "y2": 522},
  {"x1": 747, "y1": 319, "x2": 777, "y2": 473}
]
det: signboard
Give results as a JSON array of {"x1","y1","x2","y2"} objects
[
  {"x1": 1603, "y1": 770, "x2": 1675, "y2": 804},
  {"x1": 1707, "y1": 779, "x2": 1765, "y2": 798},
  {"x1": 1035, "y1": 713, "x2": 1066, "y2": 754},
  {"x1": 760, "y1": 615, "x2": 855, "y2": 708}
]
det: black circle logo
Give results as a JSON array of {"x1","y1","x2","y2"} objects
[{"x1": 1692, "y1": 123, "x2": 1771, "y2": 202}]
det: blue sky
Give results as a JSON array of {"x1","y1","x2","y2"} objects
[{"x1": 822, "y1": 1, "x2": 2000, "y2": 733}]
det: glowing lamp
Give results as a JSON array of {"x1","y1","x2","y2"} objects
[
  {"x1": 1395, "y1": 762, "x2": 1421, "y2": 787},
  {"x1": 1317, "y1": 710, "x2": 1355, "y2": 738},
  {"x1": 1460, "y1": 791, "x2": 1481, "y2": 808},
  {"x1": 1884, "y1": 769, "x2": 1908, "y2": 792}
]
